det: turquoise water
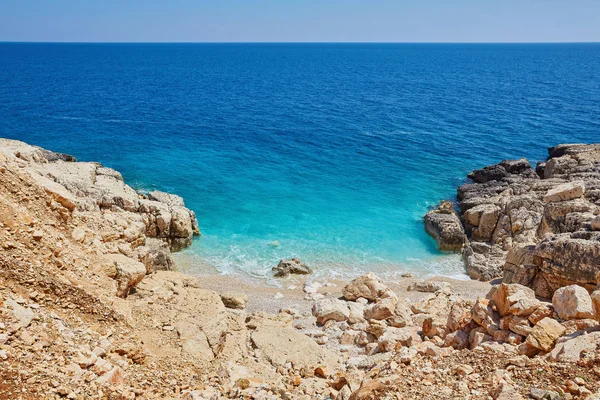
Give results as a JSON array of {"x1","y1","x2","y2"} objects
[{"x1": 1, "y1": 43, "x2": 599, "y2": 280}]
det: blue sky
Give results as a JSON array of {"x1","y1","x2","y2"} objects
[{"x1": 1, "y1": 0, "x2": 599, "y2": 42}]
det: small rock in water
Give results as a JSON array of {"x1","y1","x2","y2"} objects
[
  {"x1": 274, "y1": 292, "x2": 284, "y2": 300},
  {"x1": 273, "y1": 258, "x2": 313, "y2": 278},
  {"x1": 268, "y1": 240, "x2": 280, "y2": 247}
]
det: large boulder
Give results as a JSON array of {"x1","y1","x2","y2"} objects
[
  {"x1": 423, "y1": 201, "x2": 466, "y2": 252},
  {"x1": 552, "y1": 285, "x2": 595, "y2": 320}
]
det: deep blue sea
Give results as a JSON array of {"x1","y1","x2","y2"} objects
[{"x1": 1, "y1": 43, "x2": 599, "y2": 281}]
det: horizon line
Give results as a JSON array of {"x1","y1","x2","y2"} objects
[{"x1": 1, "y1": 40, "x2": 600, "y2": 45}]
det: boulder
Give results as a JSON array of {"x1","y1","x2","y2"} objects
[
  {"x1": 550, "y1": 331, "x2": 600, "y2": 363},
  {"x1": 342, "y1": 273, "x2": 392, "y2": 302},
  {"x1": 312, "y1": 299, "x2": 350, "y2": 325},
  {"x1": 543, "y1": 180, "x2": 585, "y2": 203},
  {"x1": 446, "y1": 300, "x2": 474, "y2": 332},
  {"x1": 220, "y1": 292, "x2": 249, "y2": 310},
  {"x1": 423, "y1": 201, "x2": 466, "y2": 251},
  {"x1": 525, "y1": 317, "x2": 566, "y2": 352},
  {"x1": 387, "y1": 298, "x2": 413, "y2": 328},
  {"x1": 591, "y1": 289, "x2": 600, "y2": 321},
  {"x1": 377, "y1": 327, "x2": 413, "y2": 352},
  {"x1": 486, "y1": 283, "x2": 538, "y2": 317},
  {"x1": 364, "y1": 298, "x2": 396, "y2": 320},
  {"x1": 552, "y1": 285, "x2": 594, "y2": 320},
  {"x1": 105, "y1": 254, "x2": 147, "y2": 298},
  {"x1": 273, "y1": 258, "x2": 313, "y2": 278}
]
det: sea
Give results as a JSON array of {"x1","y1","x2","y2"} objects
[{"x1": 1, "y1": 43, "x2": 599, "y2": 282}]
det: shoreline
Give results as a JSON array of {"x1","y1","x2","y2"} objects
[{"x1": 2, "y1": 137, "x2": 600, "y2": 399}]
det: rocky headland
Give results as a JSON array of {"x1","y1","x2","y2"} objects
[{"x1": 1, "y1": 138, "x2": 600, "y2": 399}]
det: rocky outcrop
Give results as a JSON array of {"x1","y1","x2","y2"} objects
[
  {"x1": 426, "y1": 143, "x2": 600, "y2": 296},
  {"x1": 0, "y1": 139, "x2": 200, "y2": 276},
  {"x1": 423, "y1": 201, "x2": 466, "y2": 251}
]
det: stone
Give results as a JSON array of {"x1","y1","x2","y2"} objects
[
  {"x1": 543, "y1": 180, "x2": 585, "y2": 203},
  {"x1": 348, "y1": 379, "x2": 382, "y2": 400},
  {"x1": 387, "y1": 298, "x2": 413, "y2": 328},
  {"x1": 444, "y1": 330, "x2": 469, "y2": 349},
  {"x1": 469, "y1": 328, "x2": 492, "y2": 349},
  {"x1": 552, "y1": 285, "x2": 594, "y2": 320},
  {"x1": 342, "y1": 273, "x2": 392, "y2": 302},
  {"x1": 446, "y1": 299, "x2": 473, "y2": 332},
  {"x1": 312, "y1": 299, "x2": 350, "y2": 325},
  {"x1": 406, "y1": 281, "x2": 450, "y2": 293},
  {"x1": 486, "y1": 283, "x2": 538, "y2": 317},
  {"x1": 251, "y1": 326, "x2": 339, "y2": 372},
  {"x1": 273, "y1": 258, "x2": 313, "y2": 278},
  {"x1": 590, "y1": 289, "x2": 600, "y2": 321},
  {"x1": 550, "y1": 331, "x2": 600, "y2": 362},
  {"x1": 105, "y1": 254, "x2": 147, "y2": 298},
  {"x1": 528, "y1": 304, "x2": 554, "y2": 325},
  {"x1": 526, "y1": 317, "x2": 566, "y2": 352},
  {"x1": 377, "y1": 327, "x2": 413, "y2": 352},
  {"x1": 364, "y1": 298, "x2": 395, "y2": 320},
  {"x1": 492, "y1": 382, "x2": 524, "y2": 400},
  {"x1": 96, "y1": 366, "x2": 126, "y2": 386},
  {"x1": 530, "y1": 388, "x2": 561, "y2": 400},
  {"x1": 4, "y1": 299, "x2": 35, "y2": 328},
  {"x1": 220, "y1": 292, "x2": 248, "y2": 310},
  {"x1": 422, "y1": 317, "x2": 447, "y2": 339},
  {"x1": 507, "y1": 316, "x2": 533, "y2": 337},
  {"x1": 71, "y1": 227, "x2": 86, "y2": 242},
  {"x1": 423, "y1": 201, "x2": 466, "y2": 251},
  {"x1": 347, "y1": 302, "x2": 366, "y2": 324}
]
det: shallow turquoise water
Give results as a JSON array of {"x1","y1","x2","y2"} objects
[{"x1": 1, "y1": 43, "x2": 599, "y2": 280}]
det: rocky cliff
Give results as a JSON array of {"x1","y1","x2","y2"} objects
[{"x1": 425, "y1": 143, "x2": 600, "y2": 298}]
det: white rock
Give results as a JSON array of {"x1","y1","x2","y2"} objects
[{"x1": 552, "y1": 285, "x2": 594, "y2": 320}]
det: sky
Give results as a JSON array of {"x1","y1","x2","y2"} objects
[{"x1": 0, "y1": 0, "x2": 599, "y2": 43}]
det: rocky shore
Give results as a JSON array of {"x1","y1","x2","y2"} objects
[
  {"x1": 1, "y1": 138, "x2": 600, "y2": 399},
  {"x1": 425, "y1": 143, "x2": 600, "y2": 295}
]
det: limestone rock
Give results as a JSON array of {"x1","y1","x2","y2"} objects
[
  {"x1": 273, "y1": 258, "x2": 313, "y2": 278},
  {"x1": 342, "y1": 273, "x2": 392, "y2": 302},
  {"x1": 377, "y1": 327, "x2": 413, "y2": 352},
  {"x1": 423, "y1": 201, "x2": 466, "y2": 251},
  {"x1": 406, "y1": 280, "x2": 450, "y2": 293},
  {"x1": 486, "y1": 283, "x2": 539, "y2": 318},
  {"x1": 552, "y1": 285, "x2": 594, "y2": 320},
  {"x1": 526, "y1": 317, "x2": 566, "y2": 352},
  {"x1": 550, "y1": 331, "x2": 600, "y2": 363},
  {"x1": 543, "y1": 180, "x2": 585, "y2": 203},
  {"x1": 312, "y1": 299, "x2": 350, "y2": 325},
  {"x1": 220, "y1": 292, "x2": 249, "y2": 310},
  {"x1": 387, "y1": 298, "x2": 413, "y2": 328},
  {"x1": 364, "y1": 298, "x2": 396, "y2": 320},
  {"x1": 105, "y1": 254, "x2": 147, "y2": 298},
  {"x1": 591, "y1": 289, "x2": 600, "y2": 321},
  {"x1": 251, "y1": 326, "x2": 339, "y2": 372}
]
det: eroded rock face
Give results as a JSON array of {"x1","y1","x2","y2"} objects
[{"x1": 426, "y1": 143, "x2": 600, "y2": 295}]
